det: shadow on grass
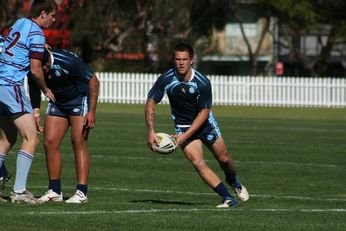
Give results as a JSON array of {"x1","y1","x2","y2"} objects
[{"x1": 129, "y1": 199, "x2": 206, "y2": 206}]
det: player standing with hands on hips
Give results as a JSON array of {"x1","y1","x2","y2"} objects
[
  {"x1": 29, "y1": 48, "x2": 99, "y2": 203},
  {"x1": 145, "y1": 43, "x2": 249, "y2": 207},
  {"x1": 0, "y1": 0, "x2": 57, "y2": 204}
]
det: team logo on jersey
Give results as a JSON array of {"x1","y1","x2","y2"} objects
[
  {"x1": 73, "y1": 108, "x2": 80, "y2": 113},
  {"x1": 189, "y1": 87, "x2": 195, "y2": 94},
  {"x1": 207, "y1": 135, "x2": 214, "y2": 141}
]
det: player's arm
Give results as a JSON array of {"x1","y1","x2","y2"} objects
[
  {"x1": 145, "y1": 98, "x2": 159, "y2": 151},
  {"x1": 173, "y1": 108, "x2": 210, "y2": 147},
  {"x1": 28, "y1": 75, "x2": 44, "y2": 133},
  {"x1": 30, "y1": 58, "x2": 55, "y2": 102},
  {"x1": 84, "y1": 74, "x2": 99, "y2": 129}
]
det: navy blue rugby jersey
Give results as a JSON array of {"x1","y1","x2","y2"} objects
[
  {"x1": 46, "y1": 48, "x2": 94, "y2": 103},
  {"x1": 148, "y1": 68, "x2": 216, "y2": 125}
]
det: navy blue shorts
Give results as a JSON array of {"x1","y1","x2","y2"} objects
[
  {"x1": 46, "y1": 96, "x2": 88, "y2": 117},
  {"x1": 174, "y1": 121, "x2": 222, "y2": 149}
]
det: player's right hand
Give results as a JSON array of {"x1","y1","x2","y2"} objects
[
  {"x1": 147, "y1": 130, "x2": 159, "y2": 151},
  {"x1": 33, "y1": 108, "x2": 43, "y2": 133}
]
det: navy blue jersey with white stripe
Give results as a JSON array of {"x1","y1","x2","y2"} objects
[
  {"x1": 46, "y1": 48, "x2": 94, "y2": 103},
  {"x1": 148, "y1": 68, "x2": 217, "y2": 125}
]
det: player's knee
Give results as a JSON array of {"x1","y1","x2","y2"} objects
[
  {"x1": 0, "y1": 139, "x2": 13, "y2": 153},
  {"x1": 44, "y1": 137, "x2": 59, "y2": 150},
  {"x1": 191, "y1": 158, "x2": 206, "y2": 169},
  {"x1": 217, "y1": 152, "x2": 230, "y2": 164},
  {"x1": 71, "y1": 136, "x2": 86, "y2": 149},
  {"x1": 23, "y1": 135, "x2": 39, "y2": 148}
]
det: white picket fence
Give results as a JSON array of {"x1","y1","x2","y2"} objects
[{"x1": 97, "y1": 72, "x2": 346, "y2": 107}]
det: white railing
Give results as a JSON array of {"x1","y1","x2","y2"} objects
[{"x1": 97, "y1": 72, "x2": 346, "y2": 107}]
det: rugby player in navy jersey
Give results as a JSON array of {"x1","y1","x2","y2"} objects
[
  {"x1": 28, "y1": 48, "x2": 99, "y2": 203},
  {"x1": 145, "y1": 43, "x2": 249, "y2": 208},
  {"x1": 0, "y1": 0, "x2": 57, "y2": 204}
]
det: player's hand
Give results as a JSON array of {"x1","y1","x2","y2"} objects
[
  {"x1": 33, "y1": 108, "x2": 43, "y2": 133},
  {"x1": 44, "y1": 88, "x2": 55, "y2": 102},
  {"x1": 171, "y1": 133, "x2": 188, "y2": 148},
  {"x1": 84, "y1": 112, "x2": 96, "y2": 129},
  {"x1": 44, "y1": 43, "x2": 52, "y2": 50},
  {"x1": 147, "y1": 130, "x2": 159, "y2": 151}
]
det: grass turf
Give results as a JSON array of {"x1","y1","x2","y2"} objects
[{"x1": 0, "y1": 103, "x2": 345, "y2": 230}]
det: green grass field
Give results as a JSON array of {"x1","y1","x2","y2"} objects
[{"x1": 1, "y1": 104, "x2": 345, "y2": 231}]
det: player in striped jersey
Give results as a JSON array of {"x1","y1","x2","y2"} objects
[
  {"x1": 145, "y1": 43, "x2": 249, "y2": 208},
  {"x1": 0, "y1": 0, "x2": 57, "y2": 204}
]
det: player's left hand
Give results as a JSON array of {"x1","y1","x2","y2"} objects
[
  {"x1": 84, "y1": 112, "x2": 96, "y2": 129},
  {"x1": 171, "y1": 134, "x2": 188, "y2": 148}
]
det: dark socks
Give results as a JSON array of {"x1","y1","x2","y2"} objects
[
  {"x1": 225, "y1": 171, "x2": 241, "y2": 188},
  {"x1": 213, "y1": 182, "x2": 233, "y2": 200},
  {"x1": 49, "y1": 179, "x2": 61, "y2": 194},
  {"x1": 0, "y1": 163, "x2": 8, "y2": 177},
  {"x1": 77, "y1": 184, "x2": 88, "y2": 195}
]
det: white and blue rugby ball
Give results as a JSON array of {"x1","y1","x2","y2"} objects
[{"x1": 153, "y1": 133, "x2": 177, "y2": 154}]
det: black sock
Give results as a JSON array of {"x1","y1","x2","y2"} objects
[
  {"x1": 0, "y1": 163, "x2": 8, "y2": 177},
  {"x1": 49, "y1": 179, "x2": 61, "y2": 194},
  {"x1": 225, "y1": 172, "x2": 241, "y2": 188},
  {"x1": 213, "y1": 182, "x2": 233, "y2": 200},
  {"x1": 77, "y1": 184, "x2": 88, "y2": 195}
]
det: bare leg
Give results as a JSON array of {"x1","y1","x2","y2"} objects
[
  {"x1": 0, "y1": 116, "x2": 17, "y2": 154},
  {"x1": 208, "y1": 137, "x2": 236, "y2": 175},
  {"x1": 183, "y1": 140, "x2": 221, "y2": 188},
  {"x1": 13, "y1": 113, "x2": 38, "y2": 154},
  {"x1": 69, "y1": 116, "x2": 90, "y2": 185},
  {"x1": 44, "y1": 115, "x2": 69, "y2": 180},
  {"x1": 11, "y1": 113, "x2": 38, "y2": 193}
]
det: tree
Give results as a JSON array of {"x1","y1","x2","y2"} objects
[
  {"x1": 69, "y1": 0, "x2": 194, "y2": 72},
  {"x1": 258, "y1": 0, "x2": 346, "y2": 76},
  {"x1": 0, "y1": 1, "x2": 28, "y2": 34},
  {"x1": 189, "y1": 0, "x2": 274, "y2": 75}
]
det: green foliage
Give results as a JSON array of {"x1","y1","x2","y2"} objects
[
  {"x1": 257, "y1": 0, "x2": 346, "y2": 76},
  {"x1": 1, "y1": 104, "x2": 346, "y2": 230},
  {"x1": 189, "y1": 0, "x2": 235, "y2": 35}
]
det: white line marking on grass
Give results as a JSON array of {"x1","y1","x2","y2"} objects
[
  {"x1": 26, "y1": 208, "x2": 346, "y2": 216},
  {"x1": 90, "y1": 154, "x2": 342, "y2": 168},
  {"x1": 26, "y1": 185, "x2": 346, "y2": 202},
  {"x1": 89, "y1": 187, "x2": 346, "y2": 202},
  {"x1": 8, "y1": 152, "x2": 342, "y2": 168}
]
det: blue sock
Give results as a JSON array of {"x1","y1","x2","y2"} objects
[
  {"x1": 0, "y1": 163, "x2": 9, "y2": 178},
  {"x1": 225, "y1": 172, "x2": 241, "y2": 188},
  {"x1": 49, "y1": 179, "x2": 61, "y2": 194},
  {"x1": 13, "y1": 150, "x2": 34, "y2": 193},
  {"x1": 0, "y1": 153, "x2": 6, "y2": 176},
  {"x1": 213, "y1": 183, "x2": 234, "y2": 201},
  {"x1": 77, "y1": 184, "x2": 88, "y2": 195}
]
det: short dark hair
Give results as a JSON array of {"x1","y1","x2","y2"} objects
[
  {"x1": 173, "y1": 43, "x2": 194, "y2": 59},
  {"x1": 30, "y1": 0, "x2": 58, "y2": 18}
]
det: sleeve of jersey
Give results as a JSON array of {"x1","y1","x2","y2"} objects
[
  {"x1": 197, "y1": 80, "x2": 212, "y2": 109},
  {"x1": 28, "y1": 29, "x2": 45, "y2": 60},
  {"x1": 147, "y1": 75, "x2": 165, "y2": 103},
  {"x1": 74, "y1": 58, "x2": 94, "y2": 82}
]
